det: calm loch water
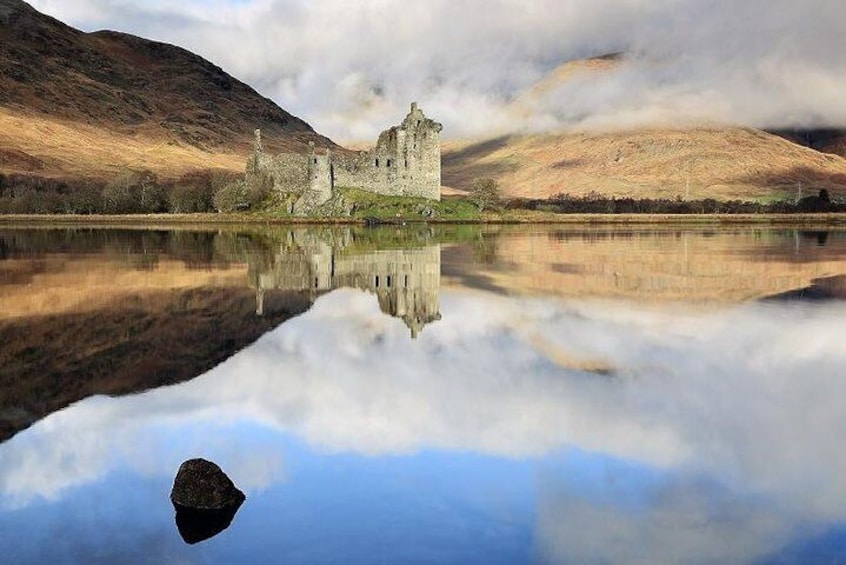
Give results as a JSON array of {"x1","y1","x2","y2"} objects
[{"x1": 1, "y1": 224, "x2": 846, "y2": 564}]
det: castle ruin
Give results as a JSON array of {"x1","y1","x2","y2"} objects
[{"x1": 247, "y1": 103, "x2": 443, "y2": 214}]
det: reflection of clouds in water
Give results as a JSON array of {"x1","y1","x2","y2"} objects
[
  {"x1": 2, "y1": 290, "x2": 845, "y2": 536},
  {"x1": 535, "y1": 469, "x2": 798, "y2": 565},
  {"x1": 0, "y1": 416, "x2": 287, "y2": 509}
]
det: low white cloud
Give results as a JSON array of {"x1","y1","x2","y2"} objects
[{"x1": 25, "y1": 0, "x2": 846, "y2": 140}]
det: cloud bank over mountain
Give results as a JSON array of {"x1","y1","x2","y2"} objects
[{"x1": 29, "y1": 0, "x2": 846, "y2": 140}]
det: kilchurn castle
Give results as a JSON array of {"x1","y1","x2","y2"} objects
[{"x1": 247, "y1": 103, "x2": 442, "y2": 214}]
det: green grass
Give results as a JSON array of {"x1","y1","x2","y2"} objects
[{"x1": 338, "y1": 188, "x2": 481, "y2": 221}]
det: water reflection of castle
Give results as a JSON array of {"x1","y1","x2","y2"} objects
[{"x1": 249, "y1": 231, "x2": 441, "y2": 338}]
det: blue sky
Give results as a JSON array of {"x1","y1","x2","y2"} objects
[{"x1": 26, "y1": 0, "x2": 846, "y2": 140}]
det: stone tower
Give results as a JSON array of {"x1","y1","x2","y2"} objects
[
  {"x1": 398, "y1": 102, "x2": 443, "y2": 200},
  {"x1": 334, "y1": 102, "x2": 443, "y2": 201}
]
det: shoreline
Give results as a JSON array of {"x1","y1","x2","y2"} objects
[{"x1": 1, "y1": 212, "x2": 846, "y2": 228}]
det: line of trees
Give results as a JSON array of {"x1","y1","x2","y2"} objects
[
  {"x1": 508, "y1": 189, "x2": 846, "y2": 214},
  {"x1": 3, "y1": 170, "x2": 844, "y2": 216},
  {"x1": 0, "y1": 170, "x2": 269, "y2": 214}
]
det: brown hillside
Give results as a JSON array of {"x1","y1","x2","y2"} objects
[
  {"x1": 772, "y1": 129, "x2": 846, "y2": 158},
  {"x1": 443, "y1": 129, "x2": 846, "y2": 201},
  {"x1": 0, "y1": 0, "x2": 336, "y2": 180},
  {"x1": 0, "y1": 106, "x2": 246, "y2": 179},
  {"x1": 0, "y1": 228, "x2": 314, "y2": 440},
  {"x1": 444, "y1": 54, "x2": 846, "y2": 201}
]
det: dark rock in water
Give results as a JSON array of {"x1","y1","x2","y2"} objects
[
  {"x1": 170, "y1": 458, "x2": 245, "y2": 544},
  {"x1": 174, "y1": 504, "x2": 243, "y2": 545},
  {"x1": 171, "y1": 458, "x2": 245, "y2": 510}
]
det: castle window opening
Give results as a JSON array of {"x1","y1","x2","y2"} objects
[
  {"x1": 376, "y1": 275, "x2": 380, "y2": 287},
  {"x1": 387, "y1": 159, "x2": 392, "y2": 168},
  {"x1": 314, "y1": 158, "x2": 318, "y2": 164},
  {"x1": 404, "y1": 159, "x2": 408, "y2": 168},
  {"x1": 404, "y1": 275, "x2": 408, "y2": 288},
  {"x1": 387, "y1": 276, "x2": 392, "y2": 288},
  {"x1": 314, "y1": 277, "x2": 319, "y2": 289},
  {"x1": 375, "y1": 158, "x2": 379, "y2": 167}
]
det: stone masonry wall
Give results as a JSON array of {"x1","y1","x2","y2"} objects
[
  {"x1": 334, "y1": 103, "x2": 442, "y2": 201},
  {"x1": 265, "y1": 153, "x2": 310, "y2": 193},
  {"x1": 293, "y1": 149, "x2": 333, "y2": 214},
  {"x1": 248, "y1": 103, "x2": 442, "y2": 211}
]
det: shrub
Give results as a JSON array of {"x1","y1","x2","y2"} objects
[
  {"x1": 213, "y1": 180, "x2": 251, "y2": 212},
  {"x1": 63, "y1": 183, "x2": 103, "y2": 214},
  {"x1": 168, "y1": 181, "x2": 214, "y2": 213},
  {"x1": 468, "y1": 178, "x2": 501, "y2": 212},
  {"x1": 101, "y1": 170, "x2": 164, "y2": 214}
]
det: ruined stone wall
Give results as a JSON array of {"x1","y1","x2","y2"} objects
[
  {"x1": 266, "y1": 154, "x2": 310, "y2": 194},
  {"x1": 249, "y1": 103, "x2": 442, "y2": 207},
  {"x1": 246, "y1": 148, "x2": 334, "y2": 216},
  {"x1": 334, "y1": 103, "x2": 442, "y2": 201},
  {"x1": 246, "y1": 131, "x2": 307, "y2": 195}
]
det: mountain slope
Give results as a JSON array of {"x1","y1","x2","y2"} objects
[
  {"x1": 444, "y1": 55, "x2": 846, "y2": 200},
  {"x1": 443, "y1": 128, "x2": 846, "y2": 201},
  {"x1": 0, "y1": 0, "x2": 335, "y2": 179},
  {"x1": 772, "y1": 129, "x2": 846, "y2": 158}
]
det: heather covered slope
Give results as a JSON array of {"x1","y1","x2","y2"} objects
[
  {"x1": 773, "y1": 129, "x2": 846, "y2": 158},
  {"x1": 443, "y1": 128, "x2": 846, "y2": 201},
  {"x1": 443, "y1": 56, "x2": 846, "y2": 200},
  {"x1": 0, "y1": 0, "x2": 336, "y2": 180}
]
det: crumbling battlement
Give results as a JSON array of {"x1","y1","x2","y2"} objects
[{"x1": 247, "y1": 103, "x2": 442, "y2": 214}]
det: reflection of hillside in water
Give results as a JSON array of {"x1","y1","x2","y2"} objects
[
  {"x1": 0, "y1": 227, "x2": 443, "y2": 441},
  {"x1": 2, "y1": 224, "x2": 844, "y2": 443},
  {"x1": 444, "y1": 226, "x2": 846, "y2": 302},
  {"x1": 249, "y1": 229, "x2": 441, "y2": 338}
]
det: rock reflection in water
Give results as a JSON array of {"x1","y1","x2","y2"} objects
[{"x1": 174, "y1": 505, "x2": 242, "y2": 545}]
